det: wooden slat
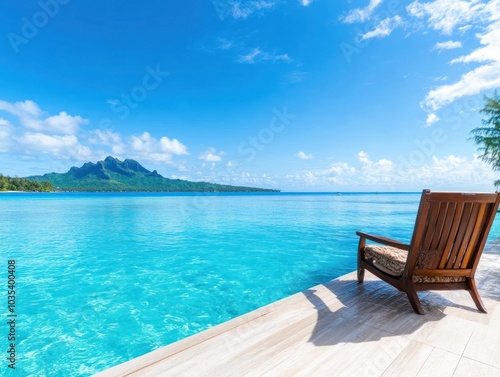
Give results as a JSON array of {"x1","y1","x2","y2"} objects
[
  {"x1": 413, "y1": 269, "x2": 472, "y2": 277},
  {"x1": 429, "y1": 202, "x2": 449, "y2": 251},
  {"x1": 462, "y1": 204, "x2": 487, "y2": 267},
  {"x1": 437, "y1": 202, "x2": 456, "y2": 267},
  {"x1": 427, "y1": 192, "x2": 498, "y2": 203},
  {"x1": 441, "y1": 202, "x2": 464, "y2": 268},
  {"x1": 406, "y1": 191, "x2": 432, "y2": 275},
  {"x1": 445, "y1": 203, "x2": 472, "y2": 269},
  {"x1": 421, "y1": 202, "x2": 441, "y2": 251},
  {"x1": 453, "y1": 204, "x2": 480, "y2": 268}
]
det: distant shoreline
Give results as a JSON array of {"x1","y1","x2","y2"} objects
[{"x1": 0, "y1": 190, "x2": 422, "y2": 194}]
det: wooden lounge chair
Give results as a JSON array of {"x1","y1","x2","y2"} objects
[{"x1": 357, "y1": 189, "x2": 500, "y2": 314}]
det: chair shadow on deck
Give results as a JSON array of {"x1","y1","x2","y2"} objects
[{"x1": 302, "y1": 276, "x2": 454, "y2": 347}]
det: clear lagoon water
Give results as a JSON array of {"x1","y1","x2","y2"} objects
[{"x1": 1, "y1": 192, "x2": 499, "y2": 376}]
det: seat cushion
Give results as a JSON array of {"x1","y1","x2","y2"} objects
[
  {"x1": 363, "y1": 245, "x2": 466, "y2": 283},
  {"x1": 364, "y1": 244, "x2": 407, "y2": 276}
]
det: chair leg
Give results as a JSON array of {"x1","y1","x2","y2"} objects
[
  {"x1": 357, "y1": 237, "x2": 366, "y2": 283},
  {"x1": 468, "y1": 278, "x2": 487, "y2": 313},
  {"x1": 405, "y1": 283, "x2": 424, "y2": 315},
  {"x1": 357, "y1": 265, "x2": 365, "y2": 283}
]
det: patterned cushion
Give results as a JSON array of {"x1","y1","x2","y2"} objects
[
  {"x1": 412, "y1": 275, "x2": 466, "y2": 283},
  {"x1": 364, "y1": 244, "x2": 407, "y2": 276},
  {"x1": 363, "y1": 245, "x2": 467, "y2": 283}
]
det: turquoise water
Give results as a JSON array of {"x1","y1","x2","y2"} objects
[{"x1": 1, "y1": 192, "x2": 498, "y2": 376}]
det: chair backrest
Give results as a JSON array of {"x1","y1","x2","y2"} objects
[{"x1": 405, "y1": 189, "x2": 500, "y2": 278}]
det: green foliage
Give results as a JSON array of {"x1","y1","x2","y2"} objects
[
  {"x1": 0, "y1": 174, "x2": 54, "y2": 192},
  {"x1": 29, "y1": 156, "x2": 279, "y2": 192},
  {"x1": 470, "y1": 91, "x2": 500, "y2": 187}
]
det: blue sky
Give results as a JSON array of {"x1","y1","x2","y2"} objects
[{"x1": 0, "y1": 0, "x2": 499, "y2": 191}]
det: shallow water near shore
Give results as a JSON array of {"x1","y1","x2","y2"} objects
[{"x1": 1, "y1": 192, "x2": 499, "y2": 376}]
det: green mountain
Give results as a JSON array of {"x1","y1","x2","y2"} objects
[{"x1": 29, "y1": 156, "x2": 279, "y2": 192}]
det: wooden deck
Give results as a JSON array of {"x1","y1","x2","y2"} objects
[{"x1": 94, "y1": 252, "x2": 500, "y2": 377}]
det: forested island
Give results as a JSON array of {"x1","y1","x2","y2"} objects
[
  {"x1": 0, "y1": 174, "x2": 54, "y2": 192},
  {"x1": 25, "y1": 156, "x2": 279, "y2": 192}
]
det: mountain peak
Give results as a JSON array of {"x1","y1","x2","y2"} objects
[
  {"x1": 103, "y1": 156, "x2": 119, "y2": 163},
  {"x1": 29, "y1": 156, "x2": 279, "y2": 192},
  {"x1": 98, "y1": 156, "x2": 154, "y2": 176}
]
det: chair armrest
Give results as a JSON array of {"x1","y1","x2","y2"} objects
[{"x1": 356, "y1": 231, "x2": 410, "y2": 251}]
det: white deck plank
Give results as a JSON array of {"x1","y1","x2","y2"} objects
[
  {"x1": 415, "y1": 348, "x2": 461, "y2": 377},
  {"x1": 453, "y1": 357, "x2": 500, "y2": 377},
  {"x1": 380, "y1": 341, "x2": 434, "y2": 377},
  {"x1": 463, "y1": 324, "x2": 500, "y2": 369}
]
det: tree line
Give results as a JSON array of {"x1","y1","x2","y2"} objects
[{"x1": 0, "y1": 174, "x2": 53, "y2": 192}]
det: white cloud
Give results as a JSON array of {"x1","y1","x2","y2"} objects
[
  {"x1": 89, "y1": 129, "x2": 125, "y2": 156},
  {"x1": 15, "y1": 100, "x2": 42, "y2": 116},
  {"x1": 0, "y1": 100, "x2": 88, "y2": 135},
  {"x1": 199, "y1": 147, "x2": 225, "y2": 162},
  {"x1": 433, "y1": 40, "x2": 463, "y2": 51},
  {"x1": 405, "y1": 1, "x2": 500, "y2": 111},
  {"x1": 217, "y1": 38, "x2": 235, "y2": 50},
  {"x1": 426, "y1": 112, "x2": 440, "y2": 126},
  {"x1": 283, "y1": 152, "x2": 495, "y2": 189},
  {"x1": 285, "y1": 70, "x2": 308, "y2": 83},
  {"x1": 41, "y1": 112, "x2": 88, "y2": 135},
  {"x1": 360, "y1": 16, "x2": 403, "y2": 40},
  {"x1": 402, "y1": 154, "x2": 496, "y2": 185},
  {"x1": 0, "y1": 99, "x2": 191, "y2": 169},
  {"x1": 0, "y1": 99, "x2": 92, "y2": 160},
  {"x1": 189, "y1": 149, "x2": 495, "y2": 190},
  {"x1": 326, "y1": 162, "x2": 356, "y2": 176},
  {"x1": 238, "y1": 48, "x2": 262, "y2": 63},
  {"x1": 300, "y1": 0, "x2": 315, "y2": 6},
  {"x1": 0, "y1": 118, "x2": 12, "y2": 153},
  {"x1": 297, "y1": 151, "x2": 313, "y2": 159},
  {"x1": 423, "y1": 62, "x2": 500, "y2": 110},
  {"x1": 295, "y1": 152, "x2": 394, "y2": 186},
  {"x1": 283, "y1": 171, "x2": 313, "y2": 185},
  {"x1": 407, "y1": 0, "x2": 485, "y2": 35},
  {"x1": 194, "y1": 165, "x2": 279, "y2": 188},
  {"x1": 341, "y1": 0, "x2": 384, "y2": 23},
  {"x1": 90, "y1": 129, "x2": 122, "y2": 145},
  {"x1": 130, "y1": 132, "x2": 188, "y2": 162},
  {"x1": 357, "y1": 151, "x2": 395, "y2": 182},
  {"x1": 340, "y1": 0, "x2": 500, "y2": 116},
  {"x1": 0, "y1": 118, "x2": 12, "y2": 137},
  {"x1": 213, "y1": 1, "x2": 276, "y2": 20},
  {"x1": 451, "y1": 22, "x2": 500, "y2": 64},
  {"x1": 214, "y1": 32, "x2": 291, "y2": 66},
  {"x1": 323, "y1": 162, "x2": 357, "y2": 183},
  {"x1": 0, "y1": 99, "x2": 42, "y2": 118},
  {"x1": 238, "y1": 47, "x2": 292, "y2": 64},
  {"x1": 458, "y1": 25, "x2": 473, "y2": 32},
  {"x1": 18, "y1": 133, "x2": 91, "y2": 159}
]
